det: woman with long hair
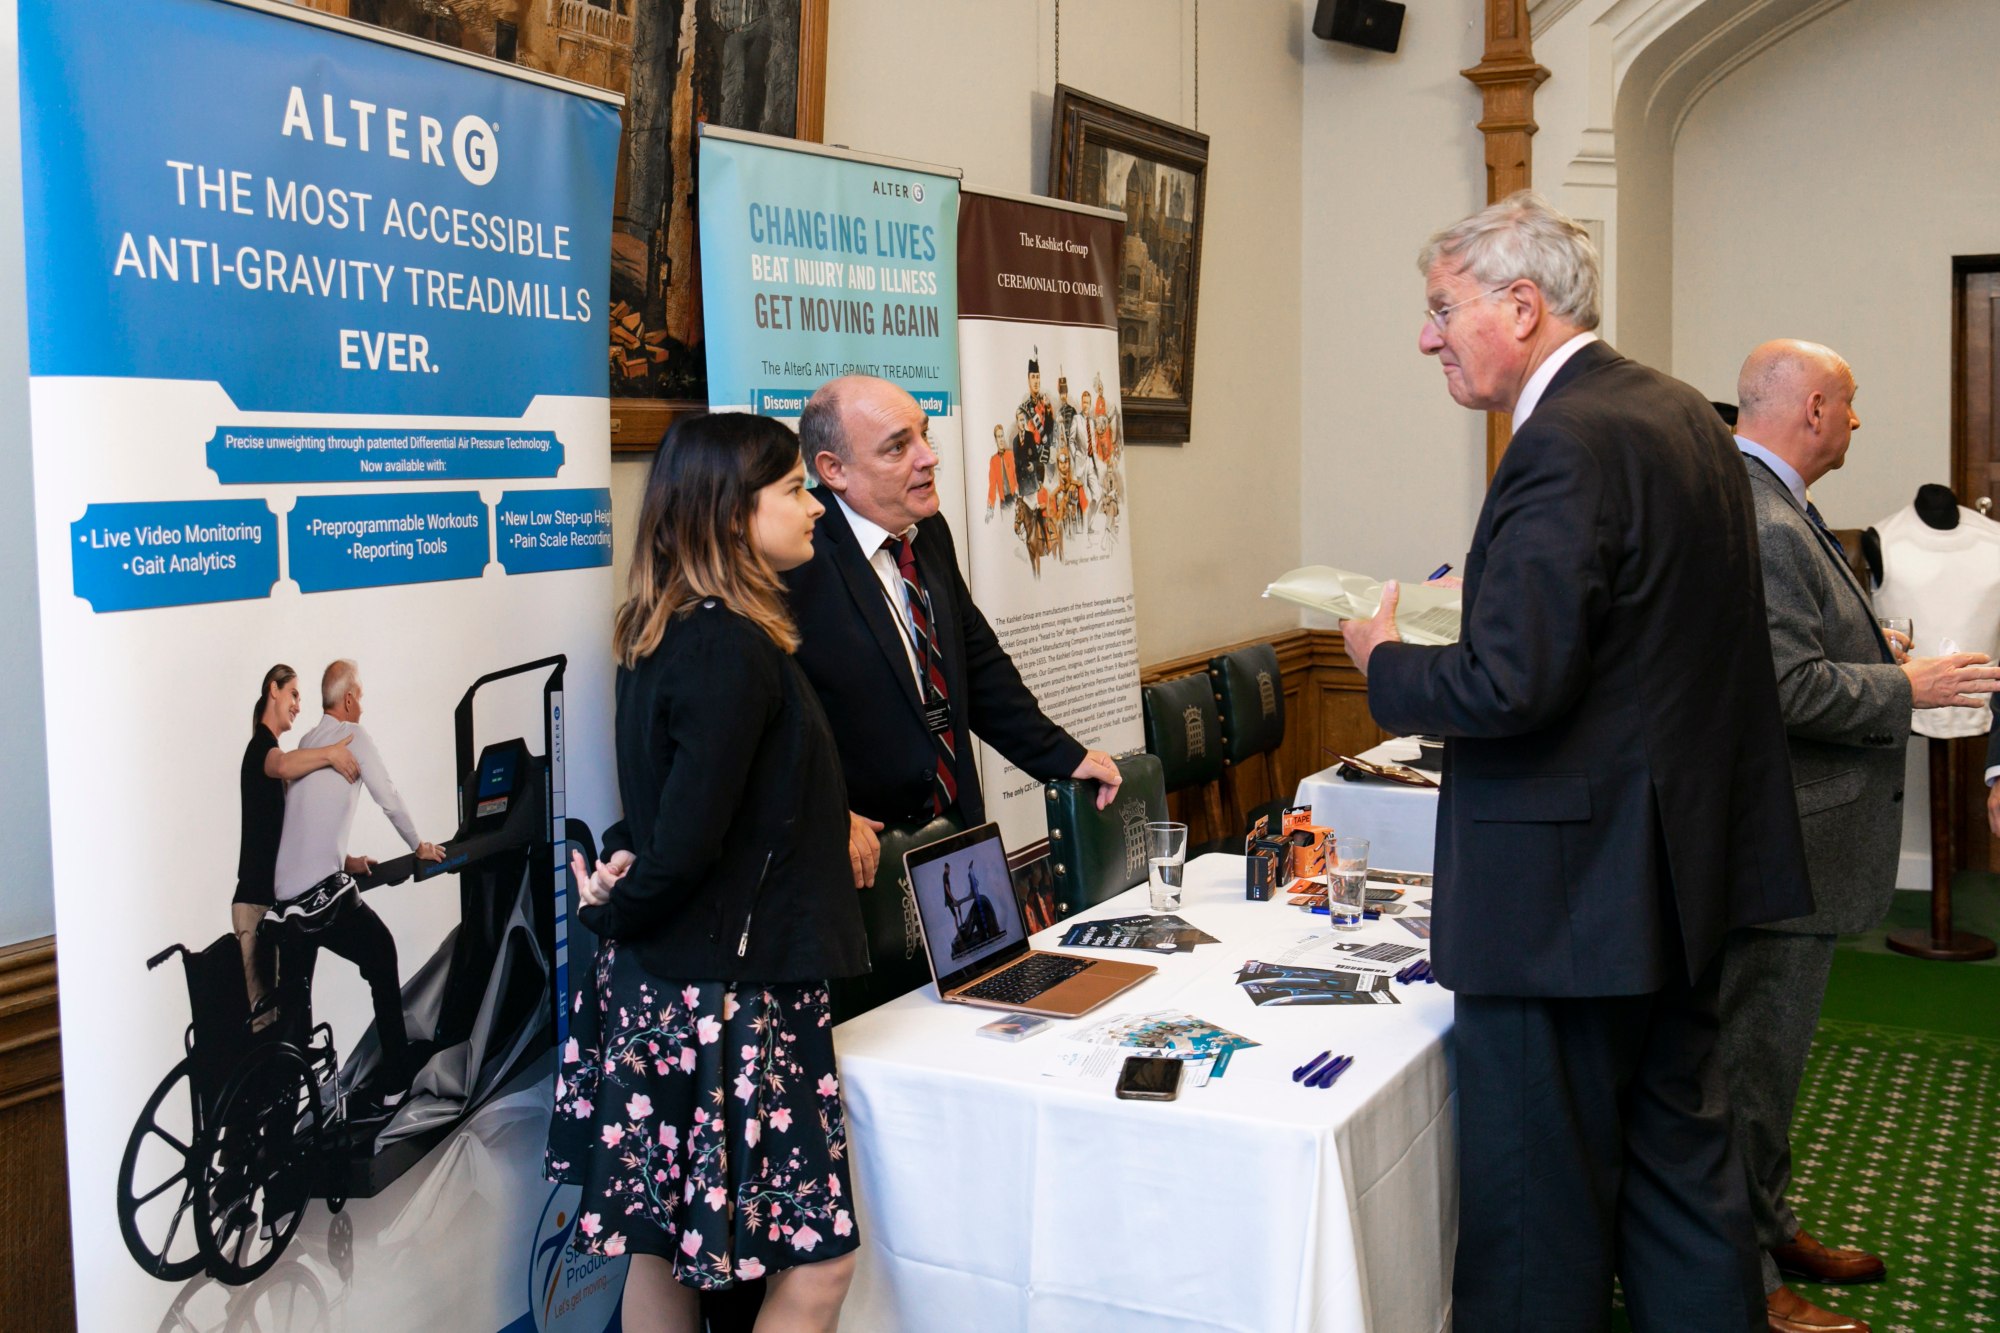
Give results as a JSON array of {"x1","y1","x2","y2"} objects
[
  {"x1": 235, "y1": 663, "x2": 360, "y2": 1014},
  {"x1": 549, "y1": 414, "x2": 867, "y2": 1333}
]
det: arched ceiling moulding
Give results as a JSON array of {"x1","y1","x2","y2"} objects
[{"x1": 1517, "y1": 0, "x2": 1855, "y2": 369}]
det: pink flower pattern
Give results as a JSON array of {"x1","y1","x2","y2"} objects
[{"x1": 545, "y1": 943, "x2": 857, "y2": 1290}]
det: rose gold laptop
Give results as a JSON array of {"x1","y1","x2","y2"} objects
[{"x1": 904, "y1": 823, "x2": 1154, "y2": 1017}]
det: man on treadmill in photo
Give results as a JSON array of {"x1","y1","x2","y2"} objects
[{"x1": 271, "y1": 659, "x2": 445, "y2": 1112}]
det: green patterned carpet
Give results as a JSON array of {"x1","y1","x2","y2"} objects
[
  {"x1": 1782, "y1": 1021, "x2": 2000, "y2": 1331},
  {"x1": 1609, "y1": 875, "x2": 2000, "y2": 1332}
]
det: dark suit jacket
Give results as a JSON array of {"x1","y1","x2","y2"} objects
[
  {"x1": 784, "y1": 505, "x2": 1085, "y2": 827},
  {"x1": 1743, "y1": 456, "x2": 1911, "y2": 934},
  {"x1": 1367, "y1": 341, "x2": 1813, "y2": 997}
]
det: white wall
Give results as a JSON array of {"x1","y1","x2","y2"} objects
[
  {"x1": 1297, "y1": 0, "x2": 1490, "y2": 605},
  {"x1": 1672, "y1": 0, "x2": 1990, "y2": 530},
  {"x1": 612, "y1": 0, "x2": 1306, "y2": 665}
]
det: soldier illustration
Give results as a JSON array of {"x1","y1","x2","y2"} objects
[{"x1": 985, "y1": 424, "x2": 1018, "y2": 520}]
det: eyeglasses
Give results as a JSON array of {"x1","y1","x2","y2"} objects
[{"x1": 1424, "y1": 284, "x2": 1514, "y2": 332}]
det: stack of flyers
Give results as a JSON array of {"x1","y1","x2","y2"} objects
[
  {"x1": 1395, "y1": 917, "x2": 1433, "y2": 939},
  {"x1": 1367, "y1": 868, "x2": 1433, "y2": 888},
  {"x1": 1060, "y1": 913, "x2": 1219, "y2": 953},
  {"x1": 1073, "y1": 1009, "x2": 1260, "y2": 1058},
  {"x1": 1235, "y1": 960, "x2": 1399, "y2": 1006}
]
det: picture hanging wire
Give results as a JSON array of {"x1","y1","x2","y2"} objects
[{"x1": 1057, "y1": 0, "x2": 1199, "y2": 129}]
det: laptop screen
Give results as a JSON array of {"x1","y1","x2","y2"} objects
[{"x1": 905, "y1": 824, "x2": 1029, "y2": 991}]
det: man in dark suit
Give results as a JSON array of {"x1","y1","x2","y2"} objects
[
  {"x1": 786, "y1": 375, "x2": 1121, "y2": 886},
  {"x1": 1726, "y1": 340, "x2": 2000, "y2": 1333},
  {"x1": 1340, "y1": 192, "x2": 1814, "y2": 1331}
]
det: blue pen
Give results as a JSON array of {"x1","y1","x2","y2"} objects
[
  {"x1": 1311, "y1": 1055, "x2": 1353, "y2": 1089},
  {"x1": 1293, "y1": 1050, "x2": 1334, "y2": 1083},
  {"x1": 1427, "y1": 562, "x2": 1453, "y2": 581}
]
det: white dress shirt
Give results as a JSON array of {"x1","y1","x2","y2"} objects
[
  {"x1": 834, "y1": 493, "x2": 924, "y2": 692},
  {"x1": 272, "y1": 716, "x2": 423, "y2": 900},
  {"x1": 1511, "y1": 332, "x2": 1600, "y2": 430}
]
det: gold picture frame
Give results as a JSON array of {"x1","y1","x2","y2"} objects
[{"x1": 1047, "y1": 84, "x2": 1209, "y2": 445}]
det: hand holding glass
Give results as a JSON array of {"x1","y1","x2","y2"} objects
[
  {"x1": 1876, "y1": 617, "x2": 1913, "y2": 663},
  {"x1": 1329, "y1": 837, "x2": 1369, "y2": 931},
  {"x1": 1146, "y1": 822, "x2": 1188, "y2": 912}
]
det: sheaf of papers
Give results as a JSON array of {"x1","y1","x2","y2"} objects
[
  {"x1": 1041, "y1": 1009, "x2": 1257, "y2": 1087},
  {"x1": 1264, "y1": 565, "x2": 1462, "y2": 646}
]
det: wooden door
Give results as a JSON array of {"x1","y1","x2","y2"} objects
[{"x1": 1950, "y1": 262, "x2": 2000, "y2": 872}]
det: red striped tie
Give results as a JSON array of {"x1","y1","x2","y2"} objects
[{"x1": 893, "y1": 536, "x2": 958, "y2": 816}]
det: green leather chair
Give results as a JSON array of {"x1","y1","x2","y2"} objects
[
  {"x1": 1043, "y1": 753, "x2": 1169, "y2": 920},
  {"x1": 1208, "y1": 643, "x2": 1288, "y2": 836},
  {"x1": 1140, "y1": 673, "x2": 1229, "y2": 848},
  {"x1": 828, "y1": 813, "x2": 962, "y2": 1024}
]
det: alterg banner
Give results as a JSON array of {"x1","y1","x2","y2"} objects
[
  {"x1": 18, "y1": 1, "x2": 626, "y2": 1328},
  {"x1": 697, "y1": 127, "x2": 966, "y2": 540},
  {"x1": 957, "y1": 190, "x2": 1144, "y2": 850}
]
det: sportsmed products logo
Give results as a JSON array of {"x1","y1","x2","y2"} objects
[
  {"x1": 281, "y1": 86, "x2": 500, "y2": 187},
  {"x1": 529, "y1": 1185, "x2": 626, "y2": 1332}
]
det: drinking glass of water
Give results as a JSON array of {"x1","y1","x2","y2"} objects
[
  {"x1": 1876, "y1": 617, "x2": 1913, "y2": 663},
  {"x1": 1329, "y1": 837, "x2": 1370, "y2": 932},
  {"x1": 1146, "y1": 822, "x2": 1188, "y2": 912}
]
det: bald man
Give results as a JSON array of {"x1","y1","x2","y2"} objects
[
  {"x1": 786, "y1": 376, "x2": 1122, "y2": 888},
  {"x1": 1724, "y1": 340, "x2": 2000, "y2": 1333}
]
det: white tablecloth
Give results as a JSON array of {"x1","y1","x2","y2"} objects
[
  {"x1": 834, "y1": 854, "x2": 1456, "y2": 1333},
  {"x1": 1294, "y1": 739, "x2": 1441, "y2": 875}
]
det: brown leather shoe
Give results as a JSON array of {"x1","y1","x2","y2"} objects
[
  {"x1": 1770, "y1": 1229, "x2": 1887, "y2": 1284},
  {"x1": 1766, "y1": 1285, "x2": 1870, "y2": 1332}
]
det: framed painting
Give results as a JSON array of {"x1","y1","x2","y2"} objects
[
  {"x1": 1047, "y1": 84, "x2": 1208, "y2": 445},
  {"x1": 301, "y1": 0, "x2": 828, "y2": 449}
]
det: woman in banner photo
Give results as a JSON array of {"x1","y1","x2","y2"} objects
[
  {"x1": 550, "y1": 413, "x2": 868, "y2": 1333},
  {"x1": 235, "y1": 663, "x2": 359, "y2": 1019}
]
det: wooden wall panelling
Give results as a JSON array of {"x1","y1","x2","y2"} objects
[{"x1": 0, "y1": 939, "x2": 74, "y2": 1330}]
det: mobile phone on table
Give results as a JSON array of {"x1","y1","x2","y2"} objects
[{"x1": 1114, "y1": 1054, "x2": 1183, "y2": 1101}]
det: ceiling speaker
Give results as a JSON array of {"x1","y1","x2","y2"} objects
[{"x1": 1313, "y1": 0, "x2": 1405, "y2": 53}]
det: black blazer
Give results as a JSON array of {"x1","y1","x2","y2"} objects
[
  {"x1": 585, "y1": 602, "x2": 867, "y2": 983},
  {"x1": 1367, "y1": 341, "x2": 1813, "y2": 997},
  {"x1": 783, "y1": 505, "x2": 1084, "y2": 827}
]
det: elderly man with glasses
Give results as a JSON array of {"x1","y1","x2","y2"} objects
[{"x1": 1341, "y1": 192, "x2": 1813, "y2": 1332}]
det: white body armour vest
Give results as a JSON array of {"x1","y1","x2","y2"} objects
[{"x1": 1870, "y1": 503, "x2": 2000, "y2": 739}]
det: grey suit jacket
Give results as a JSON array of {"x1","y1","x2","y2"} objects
[{"x1": 1745, "y1": 457, "x2": 1912, "y2": 934}]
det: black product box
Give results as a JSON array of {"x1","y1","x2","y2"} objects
[{"x1": 1245, "y1": 815, "x2": 1287, "y2": 900}]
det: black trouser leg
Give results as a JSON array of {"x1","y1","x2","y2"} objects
[
  {"x1": 1454, "y1": 965, "x2": 1762, "y2": 1333},
  {"x1": 315, "y1": 902, "x2": 410, "y2": 1090},
  {"x1": 1612, "y1": 957, "x2": 1764, "y2": 1330}
]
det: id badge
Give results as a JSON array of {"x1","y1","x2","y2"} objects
[{"x1": 923, "y1": 703, "x2": 952, "y2": 735}]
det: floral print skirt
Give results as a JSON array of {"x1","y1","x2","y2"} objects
[{"x1": 545, "y1": 941, "x2": 859, "y2": 1288}]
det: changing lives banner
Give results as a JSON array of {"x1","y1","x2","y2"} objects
[
  {"x1": 697, "y1": 127, "x2": 967, "y2": 539},
  {"x1": 958, "y1": 191, "x2": 1144, "y2": 850},
  {"x1": 18, "y1": 1, "x2": 626, "y2": 1329}
]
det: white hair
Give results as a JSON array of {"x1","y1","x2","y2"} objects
[
  {"x1": 321, "y1": 658, "x2": 358, "y2": 709},
  {"x1": 1418, "y1": 190, "x2": 1601, "y2": 330}
]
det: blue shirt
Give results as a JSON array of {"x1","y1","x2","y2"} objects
[{"x1": 1734, "y1": 435, "x2": 1809, "y2": 511}]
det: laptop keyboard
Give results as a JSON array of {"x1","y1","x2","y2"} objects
[{"x1": 961, "y1": 953, "x2": 1091, "y2": 1004}]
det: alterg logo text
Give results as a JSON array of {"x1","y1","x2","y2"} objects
[{"x1": 282, "y1": 85, "x2": 499, "y2": 186}]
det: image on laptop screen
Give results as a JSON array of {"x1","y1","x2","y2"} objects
[{"x1": 909, "y1": 833, "x2": 1025, "y2": 974}]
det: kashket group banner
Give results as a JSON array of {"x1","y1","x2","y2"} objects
[
  {"x1": 18, "y1": 1, "x2": 627, "y2": 1329},
  {"x1": 696, "y1": 128, "x2": 967, "y2": 542},
  {"x1": 958, "y1": 191, "x2": 1144, "y2": 851}
]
